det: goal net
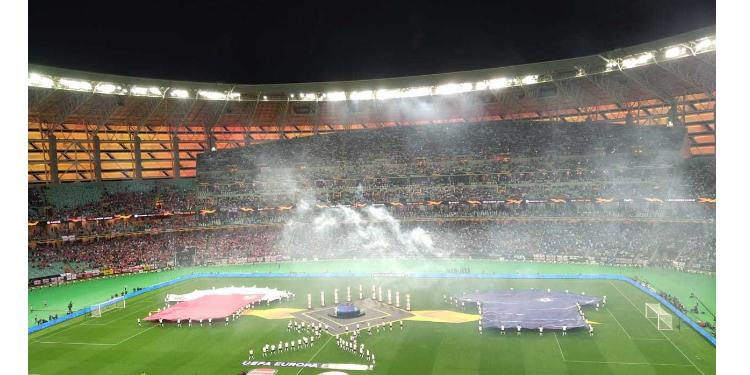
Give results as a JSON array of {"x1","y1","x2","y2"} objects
[
  {"x1": 91, "y1": 297, "x2": 126, "y2": 318},
  {"x1": 645, "y1": 302, "x2": 673, "y2": 331}
]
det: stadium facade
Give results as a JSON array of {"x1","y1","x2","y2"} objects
[{"x1": 28, "y1": 27, "x2": 714, "y2": 184}]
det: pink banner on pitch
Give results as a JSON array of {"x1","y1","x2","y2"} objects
[{"x1": 144, "y1": 294, "x2": 262, "y2": 322}]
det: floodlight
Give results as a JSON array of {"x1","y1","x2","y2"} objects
[
  {"x1": 198, "y1": 90, "x2": 227, "y2": 100},
  {"x1": 376, "y1": 89, "x2": 400, "y2": 100},
  {"x1": 298, "y1": 93, "x2": 316, "y2": 101},
  {"x1": 435, "y1": 82, "x2": 473, "y2": 95},
  {"x1": 289, "y1": 94, "x2": 295, "y2": 98},
  {"x1": 130, "y1": 86, "x2": 149, "y2": 96},
  {"x1": 621, "y1": 52, "x2": 653, "y2": 69},
  {"x1": 694, "y1": 38, "x2": 714, "y2": 52},
  {"x1": 487, "y1": 78, "x2": 510, "y2": 89},
  {"x1": 94, "y1": 83, "x2": 118, "y2": 94},
  {"x1": 402, "y1": 86, "x2": 431, "y2": 98},
  {"x1": 148, "y1": 87, "x2": 162, "y2": 96},
  {"x1": 227, "y1": 92, "x2": 241, "y2": 100},
  {"x1": 323, "y1": 91, "x2": 346, "y2": 101},
  {"x1": 170, "y1": 89, "x2": 190, "y2": 98},
  {"x1": 664, "y1": 46, "x2": 687, "y2": 59},
  {"x1": 29, "y1": 73, "x2": 55, "y2": 88},
  {"x1": 605, "y1": 60, "x2": 619, "y2": 71},
  {"x1": 349, "y1": 90, "x2": 374, "y2": 101},
  {"x1": 521, "y1": 75, "x2": 538, "y2": 85},
  {"x1": 263, "y1": 95, "x2": 268, "y2": 100},
  {"x1": 59, "y1": 78, "x2": 92, "y2": 91}
]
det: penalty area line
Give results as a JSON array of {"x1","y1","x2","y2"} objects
[
  {"x1": 115, "y1": 326, "x2": 156, "y2": 345},
  {"x1": 608, "y1": 281, "x2": 705, "y2": 375},
  {"x1": 33, "y1": 326, "x2": 155, "y2": 346},
  {"x1": 605, "y1": 309, "x2": 633, "y2": 339}
]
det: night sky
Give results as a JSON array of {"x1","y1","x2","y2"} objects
[{"x1": 29, "y1": 0, "x2": 715, "y2": 84}]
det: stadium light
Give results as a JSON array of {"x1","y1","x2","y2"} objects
[
  {"x1": 621, "y1": 52, "x2": 654, "y2": 69},
  {"x1": 605, "y1": 60, "x2": 619, "y2": 72},
  {"x1": 521, "y1": 75, "x2": 539, "y2": 85},
  {"x1": 198, "y1": 90, "x2": 228, "y2": 100},
  {"x1": 297, "y1": 93, "x2": 316, "y2": 101},
  {"x1": 401, "y1": 86, "x2": 431, "y2": 98},
  {"x1": 227, "y1": 92, "x2": 241, "y2": 100},
  {"x1": 435, "y1": 82, "x2": 473, "y2": 95},
  {"x1": 694, "y1": 37, "x2": 715, "y2": 53},
  {"x1": 130, "y1": 85, "x2": 162, "y2": 97},
  {"x1": 28, "y1": 73, "x2": 54, "y2": 88},
  {"x1": 349, "y1": 90, "x2": 374, "y2": 101},
  {"x1": 94, "y1": 83, "x2": 117, "y2": 94},
  {"x1": 487, "y1": 78, "x2": 510, "y2": 90},
  {"x1": 94, "y1": 83, "x2": 119, "y2": 94},
  {"x1": 376, "y1": 88, "x2": 400, "y2": 100},
  {"x1": 170, "y1": 89, "x2": 190, "y2": 98},
  {"x1": 323, "y1": 91, "x2": 347, "y2": 101},
  {"x1": 263, "y1": 95, "x2": 268, "y2": 100},
  {"x1": 664, "y1": 46, "x2": 687, "y2": 59},
  {"x1": 59, "y1": 78, "x2": 92, "y2": 91}
]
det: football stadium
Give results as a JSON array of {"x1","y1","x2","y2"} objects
[{"x1": 27, "y1": 13, "x2": 716, "y2": 375}]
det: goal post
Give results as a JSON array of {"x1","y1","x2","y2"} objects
[
  {"x1": 90, "y1": 297, "x2": 126, "y2": 318},
  {"x1": 645, "y1": 302, "x2": 673, "y2": 331}
]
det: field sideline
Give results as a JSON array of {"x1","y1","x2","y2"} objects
[
  {"x1": 28, "y1": 273, "x2": 716, "y2": 375},
  {"x1": 28, "y1": 259, "x2": 715, "y2": 328}
]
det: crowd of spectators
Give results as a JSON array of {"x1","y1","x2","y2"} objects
[
  {"x1": 28, "y1": 122, "x2": 714, "y2": 230},
  {"x1": 27, "y1": 121, "x2": 715, "y2": 277},
  {"x1": 29, "y1": 219, "x2": 715, "y2": 276},
  {"x1": 282, "y1": 220, "x2": 715, "y2": 272},
  {"x1": 29, "y1": 228, "x2": 284, "y2": 275},
  {"x1": 28, "y1": 183, "x2": 195, "y2": 222}
]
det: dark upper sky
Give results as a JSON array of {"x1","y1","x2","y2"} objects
[{"x1": 29, "y1": 0, "x2": 715, "y2": 84}]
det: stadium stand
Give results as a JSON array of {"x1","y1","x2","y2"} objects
[{"x1": 27, "y1": 121, "x2": 715, "y2": 278}]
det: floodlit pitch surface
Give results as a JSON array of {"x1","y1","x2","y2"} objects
[{"x1": 28, "y1": 277, "x2": 715, "y2": 375}]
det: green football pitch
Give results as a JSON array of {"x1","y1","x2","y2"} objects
[{"x1": 28, "y1": 261, "x2": 716, "y2": 375}]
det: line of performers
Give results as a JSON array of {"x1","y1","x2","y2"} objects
[{"x1": 477, "y1": 302, "x2": 595, "y2": 336}]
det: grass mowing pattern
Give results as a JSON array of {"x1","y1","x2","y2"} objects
[{"x1": 29, "y1": 277, "x2": 715, "y2": 375}]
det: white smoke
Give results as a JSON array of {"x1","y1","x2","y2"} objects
[{"x1": 282, "y1": 201, "x2": 436, "y2": 259}]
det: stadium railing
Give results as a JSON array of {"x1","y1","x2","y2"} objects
[{"x1": 27, "y1": 272, "x2": 716, "y2": 346}]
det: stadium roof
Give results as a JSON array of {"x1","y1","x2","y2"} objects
[
  {"x1": 30, "y1": 26, "x2": 714, "y2": 100},
  {"x1": 28, "y1": 26, "x2": 715, "y2": 183}
]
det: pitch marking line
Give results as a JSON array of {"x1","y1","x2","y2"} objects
[
  {"x1": 556, "y1": 329, "x2": 689, "y2": 368},
  {"x1": 114, "y1": 326, "x2": 155, "y2": 345},
  {"x1": 553, "y1": 332, "x2": 566, "y2": 361},
  {"x1": 608, "y1": 281, "x2": 705, "y2": 375},
  {"x1": 606, "y1": 309, "x2": 632, "y2": 339},
  {"x1": 294, "y1": 335, "x2": 333, "y2": 375},
  {"x1": 564, "y1": 359, "x2": 695, "y2": 367},
  {"x1": 33, "y1": 326, "x2": 155, "y2": 346},
  {"x1": 30, "y1": 283, "x2": 181, "y2": 341},
  {"x1": 34, "y1": 341, "x2": 116, "y2": 346}
]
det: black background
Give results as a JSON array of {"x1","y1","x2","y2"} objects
[{"x1": 29, "y1": 0, "x2": 715, "y2": 84}]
